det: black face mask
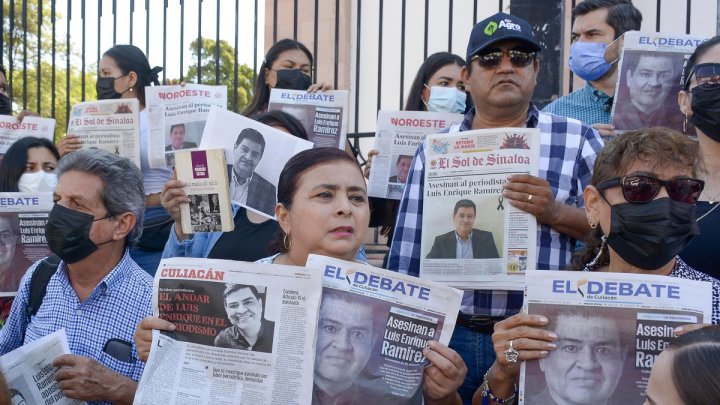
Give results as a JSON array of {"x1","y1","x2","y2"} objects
[
  {"x1": 275, "y1": 69, "x2": 312, "y2": 91},
  {"x1": 0, "y1": 93, "x2": 12, "y2": 115},
  {"x1": 689, "y1": 85, "x2": 720, "y2": 142},
  {"x1": 606, "y1": 198, "x2": 699, "y2": 270},
  {"x1": 96, "y1": 75, "x2": 128, "y2": 100},
  {"x1": 45, "y1": 204, "x2": 112, "y2": 264}
]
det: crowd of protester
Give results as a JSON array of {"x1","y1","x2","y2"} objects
[{"x1": 0, "y1": 0, "x2": 718, "y2": 404}]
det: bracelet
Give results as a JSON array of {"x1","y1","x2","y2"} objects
[{"x1": 480, "y1": 370, "x2": 517, "y2": 404}]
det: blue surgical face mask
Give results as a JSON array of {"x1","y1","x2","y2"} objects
[
  {"x1": 424, "y1": 85, "x2": 466, "y2": 114},
  {"x1": 568, "y1": 41, "x2": 613, "y2": 81}
]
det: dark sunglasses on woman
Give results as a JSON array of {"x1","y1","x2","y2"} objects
[{"x1": 596, "y1": 174, "x2": 704, "y2": 204}]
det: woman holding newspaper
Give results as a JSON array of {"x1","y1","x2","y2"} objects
[
  {"x1": 136, "y1": 147, "x2": 468, "y2": 405},
  {"x1": 472, "y1": 128, "x2": 720, "y2": 405}
]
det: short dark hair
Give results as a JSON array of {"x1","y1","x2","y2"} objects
[
  {"x1": 669, "y1": 326, "x2": 720, "y2": 404},
  {"x1": 0, "y1": 137, "x2": 60, "y2": 192},
  {"x1": 102, "y1": 44, "x2": 162, "y2": 107},
  {"x1": 572, "y1": 0, "x2": 642, "y2": 40},
  {"x1": 681, "y1": 35, "x2": 720, "y2": 90},
  {"x1": 234, "y1": 128, "x2": 266, "y2": 156},
  {"x1": 453, "y1": 199, "x2": 476, "y2": 215},
  {"x1": 405, "y1": 52, "x2": 467, "y2": 111},
  {"x1": 170, "y1": 123, "x2": 185, "y2": 133},
  {"x1": 223, "y1": 283, "x2": 262, "y2": 303},
  {"x1": 396, "y1": 155, "x2": 413, "y2": 165},
  {"x1": 251, "y1": 110, "x2": 308, "y2": 140}
]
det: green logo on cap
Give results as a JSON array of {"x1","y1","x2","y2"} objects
[{"x1": 484, "y1": 21, "x2": 498, "y2": 36}]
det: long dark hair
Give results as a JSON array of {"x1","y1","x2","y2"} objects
[
  {"x1": 102, "y1": 44, "x2": 162, "y2": 107},
  {"x1": 271, "y1": 148, "x2": 362, "y2": 253},
  {"x1": 667, "y1": 326, "x2": 720, "y2": 404},
  {"x1": 404, "y1": 52, "x2": 466, "y2": 111},
  {"x1": 0, "y1": 137, "x2": 60, "y2": 192},
  {"x1": 251, "y1": 110, "x2": 308, "y2": 140},
  {"x1": 242, "y1": 39, "x2": 313, "y2": 117}
]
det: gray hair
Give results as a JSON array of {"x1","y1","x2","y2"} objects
[{"x1": 57, "y1": 148, "x2": 145, "y2": 244}]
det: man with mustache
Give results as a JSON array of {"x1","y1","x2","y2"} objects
[
  {"x1": 228, "y1": 128, "x2": 277, "y2": 216},
  {"x1": 215, "y1": 284, "x2": 275, "y2": 353},
  {"x1": 388, "y1": 12, "x2": 604, "y2": 403}
]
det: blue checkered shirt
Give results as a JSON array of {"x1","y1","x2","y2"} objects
[
  {"x1": 542, "y1": 83, "x2": 612, "y2": 125},
  {"x1": 387, "y1": 104, "x2": 604, "y2": 316},
  {"x1": 0, "y1": 249, "x2": 153, "y2": 405}
]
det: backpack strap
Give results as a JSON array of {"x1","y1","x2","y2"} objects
[{"x1": 24, "y1": 255, "x2": 61, "y2": 321}]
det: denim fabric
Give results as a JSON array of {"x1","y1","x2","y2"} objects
[{"x1": 448, "y1": 324, "x2": 496, "y2": 405}]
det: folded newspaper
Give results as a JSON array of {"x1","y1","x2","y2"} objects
[
  {"x1": 0, "y1": 329, "x2": 86, "y2": 405},
  {"x1": 305, "y1": 254, "x2": 463, "y2": 404},
  {"x1": 519, "y1": 270, "x2": 713, "y2": 405},
  {"x1": 421, "y1": 128, "x2": 540, "y2": 290},
  {"x1": 134, "y1": 257, "x2": 323, "y2": 405}
]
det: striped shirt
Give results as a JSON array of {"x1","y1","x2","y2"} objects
[{"x1": 387, "y1": 104, "x2": 604, "y2": 315}]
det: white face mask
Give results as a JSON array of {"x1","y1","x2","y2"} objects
[
  {"x1": 424, "y1": 85, "x2": 467, "y2": 114},
  {"x1": 18, "y1": 171, "x2": 57, "y2": 192}
]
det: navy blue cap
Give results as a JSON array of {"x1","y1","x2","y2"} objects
[{"x1": 466, "y1": 12, "x2": 542, "y2": 62}]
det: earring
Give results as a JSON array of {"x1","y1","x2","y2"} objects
[
  {"x1": 588, "y1": 217, "x2": 597, "y2": 229},
  {"x1": 283, "y1": 232, "x2": 292, "y2": 251},
  {"x1": 683, "y1": 112, "x2": 688, "y2": 133},
  {"x1": 129, "y1": 87, "x2": 134, "y2": 93}
]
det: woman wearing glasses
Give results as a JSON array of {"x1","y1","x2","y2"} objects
[
  {"x1": 471, "y1": 127, "x2": 720, "y2": 405},
  {"x1": 677, "y1": 36, "x2": 720, "y2": 280}
]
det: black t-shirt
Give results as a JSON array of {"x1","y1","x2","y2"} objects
[
  {"x1": 680, "y1": 201, "x2": 720, "y2": 279},
  {"x1": 208, "y1": 207, "x2": 280, "y2": 261}
]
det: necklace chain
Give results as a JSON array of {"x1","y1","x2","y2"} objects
[{"x1": 697, "y1": 201, "x2": 720, "y2": 222}]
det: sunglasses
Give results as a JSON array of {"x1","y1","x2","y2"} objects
[
  {"x1": 683, "y1": 63, "x2": 720, "y2": 90},
  {"x1": 471, "y1": 49, "x2": 536, "y2": 68},
  {"x1": 596, "y1": 175, "x2": 704, "y2": 204}
]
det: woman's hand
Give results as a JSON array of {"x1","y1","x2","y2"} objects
[
  {"x1": 307, "y1": 81, "x2": 333, "y2": 93},
  {"x1": 674, "y1": 323, "x2": 710, "y2": 336},
  {"x1": 491, "y1": 314, "x2": 557, "y2": 381},
  {"x1": 423, "y1": 341, "x2": 467, "y2": 405},
  {"x1": 134, "y1": 316, "x2": 176, "y2": 363},
  {"x1": 161, "y1": 178, "x2": 190, "y2": 240},
  {"x1": 57, "y1": 135, "x2": 83, "y2": 157},
  {"x1": 363, "y1": 149, "x2": 379, "y2": 179}
]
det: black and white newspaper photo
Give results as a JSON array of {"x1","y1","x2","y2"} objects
[
  {"x1": 175, "y1": 149, "x2": 234, "y2": 234},
  {"x1": 268, "y1": 89, "x2": 348, "y2": 149},
  {"x1": 0, "y1": 192, "x2": 52, "y2": 296},
  {"x1": 420, "y1": 128, "x2": 540, "y2": 290},
  {"x1": 519, "y1": 270, "x2": 713, "y2": 405},
  {"x1": 0, "y1": 116, "x2": 55, "y2": 162},
  {"x1": 305, "y1": 254, "x2": 463, "y2": 404},
  {"x1": 1, "y1": 329, "x2": 86, "y2": 405},
  {"x1": 133, "y1": 257, "x2": 322, "y2": 405},
  {"x1": 368, "y1": 110, "x2": 463, "y2": 200},
  {"x1": 199, "y1": 106, "x2": 313, "y2": 219},
  {"x1": 66, "y1": 98, "x2": 141, "y2": 167},
  {"x1": 611, "y1": 31, "x2": 706, "y2": 134},
  {"x1": 146, "y1": 84, "x2": 227, "y2": 168}
]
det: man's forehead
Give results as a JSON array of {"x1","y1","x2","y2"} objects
[
  {"x1": 321, "y1": 300, "x2": 373, "y2": 326},
  {"x1": 572, "y1": 7, "x2": 611, "y2": 33},
  {"x1": 227, "y1": 287, "x2": 257, "y2": 301},
  {"x1": 238, "y1": 138, "x2": 262, "y2": 150},
  {"x1": 56, "y1": 171, "x2": 105, "y2": 205},
  {"x1": 555, "y1": 315, "x2": 621, "y2": 340}
]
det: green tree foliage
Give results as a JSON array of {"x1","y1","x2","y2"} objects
[
  {"x1": 186, "y1": 38, "x2": 255, "y2": 113},
  {"x1": 2, "y1": 0, "x2": 95, "y2": 141}
]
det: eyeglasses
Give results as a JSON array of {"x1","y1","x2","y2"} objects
[
  {"x1": 596, "y1": 175, "x2": 704, "y2": 204},
  {"x1": 683, "y1": 63, "x2": 720, "y2": 90},
  {"x1": 472, "y1": 49, "x2": 536, "y2": 68}
]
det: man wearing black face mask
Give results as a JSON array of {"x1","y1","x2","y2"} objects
[{"x1": 0, "y1": 148, "x2": 153, "y2": 405}]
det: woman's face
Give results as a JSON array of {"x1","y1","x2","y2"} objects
[
  {"x1": 421, "y1": 63, "x2": 465, "y2": 106},
  {"x1": 98, "y1": 55, "x2": 136, "y2": 99},
  {"x1": 25, "y1": 147, "x2": 57, "y2": 174},
  {"x1": 678, "y1": 43, "x2": 720, "y2": 122},
  {"x1": 265, "y1": 49, "x2": 312, "y2": 88},
  {"x1": 643, "y1": 350, "x2": 683, "y2": 405},
  {"x1": 278, "y1": 161, "x2": 369, "y2": 262}
]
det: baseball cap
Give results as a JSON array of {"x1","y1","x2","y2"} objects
[{"x1": 466, "y1": 12, "x2": 542, "y2": 62}]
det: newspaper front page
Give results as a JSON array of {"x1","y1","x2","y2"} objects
[
  {"x1": 267, "y1": 89, "x2": 348, "y2": 149},
  {"x1": 0, "y1": 116, "x2": 56, "y2": 161},
  {"x1": 199, "y1": 106, "x2": 313, "y2": 219},
  {"x1": 0, "y1": 329, "x2": 86, "y2": 405},
  {"x1": 420, "y1": 129, "x2": 540, "y2": 290},
  {"x1": 0, "y1": 192, "x2": 53, "y2": 297},
  {"x1": 611, "y1": 31, "x2": 706, "y2": 134},
  {"x1": 146, "y1": 84, "x2": 228, "y2": 168},
  {"x1": 305, "y1": 254, "x2": 463, "y2": 404},
  {"x1": 368, "y1": 111, "x2": 463, "y2": 200},
  {"x1": 134, "y1": 257, "x2": 322, "y2": 405},
  {"x1": 66, "y1": 98, "x2": 141, "y2": 167},
  {"x1": 520, "y1": 270, "x2": 713, "y2": 405}
]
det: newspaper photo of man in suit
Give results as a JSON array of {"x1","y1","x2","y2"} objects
[
  {"x1": 228, "y1": 128, "x2": 277, "y2": 216},
  {"x1": 165, "y1": 123, "x2": 198, "y2": 151},
  {"x1": 425, "y1": 199, "x2": 499, "y2": 259}
]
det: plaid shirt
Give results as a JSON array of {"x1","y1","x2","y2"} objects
[
  {"x1": 542, "y1": 83, "x2": 613, "y2": 126},
  {"x1": 0, "y1": 249, "x2": 153, "y2": 405},
  {"x1": 387, "y1": 104, "x2": 603, "y2": 315}
]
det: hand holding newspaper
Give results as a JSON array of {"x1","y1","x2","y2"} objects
[
  {"x1": 519, "y1": 270, "x2": 713, "y2": 405},
  {"x1": 0, "y1": 329, "x2": 86, "y2": 405}
]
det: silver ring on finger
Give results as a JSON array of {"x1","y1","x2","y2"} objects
[
  {"x1": 504, "y1": 339, "x2": 520, "y2": 363},
  {"x1": 527, "y1": 194, "x2": 533, "y2": 202}
]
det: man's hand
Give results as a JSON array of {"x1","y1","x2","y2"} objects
[
  {"x1": 363, "y1": 149, "x2": 379, "y2": 179},
  {"x1": 53, "y1": 354, "x2": 137, "y2": 405},
  {"x1": 502, "y1": 174, "x2": 558, "y2": 225},
  {"x1": 56, "y1": 135, "x2": 83, "y2": 157},
  {"x1": 423, "y1": 341, "x2": 467, "y2": 405},
  {"x1": 592, "y1": 123, "x2": 616, "y2": 140}
]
